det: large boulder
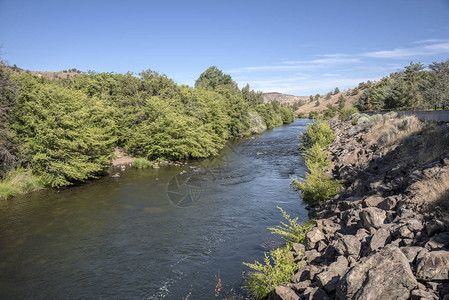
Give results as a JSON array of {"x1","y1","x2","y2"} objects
[
  {"x1": 334, "y1": 234, "x2": 362, "y2": 258},
  {"x1": 316, "y1": 256, "x2": 349, "y2": 293},
  {"x1": 273, "y1": 286, "x2": 300, "y2": 300},
  {"x1": 416, "y1": 251, "x2": 449, "y2": 282},
  {"x1": 305, "y1": 228, "x2": 326, "y2": 250},
  {"x1": 337, "y1": 245, "x2": 417, "y2": 300},
  {"x1": 359, "y1": 207, "x2": 386, "y2": 229},
  {"x1": 368, "y1": 227, "x2": 391, "y2": 253}
]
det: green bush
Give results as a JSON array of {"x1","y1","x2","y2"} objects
[
  {"x1": 291, "y1": 167, "x2": 342, "y2": 205},
  {"x1": 339, "y1": 107, "x2": 359, "y2": 121},
  {"x1": 132, "y1": 158, "x2": 152, "y2": 169},
  {"x1": 297, "y1": 120, "x2": 334, "y2": 151},
  {"x1": 0, "y1": 168, "x2": 44, "y2": 199},
  {"x1": 244, "y1": 247, "x2": 301, "y2": 299},
  {"x1": 268, "y1": 207, "x2": 315, "y2": 247},
  {"x1": 244, "y1": 208, "x2": 313, "y2": 299},
  {"x1": 293, "y1": 119, "x2": 342, "y2": 205},
  {"x1": 308, "y1": 111, "x2": 320, "y2": 119}
]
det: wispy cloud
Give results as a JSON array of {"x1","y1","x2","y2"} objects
[
  {"x1": 363, "y1": 42, "x2": 449, "y2": 58},
  {"x1": 411, "y1": 38, "x2": 449, "y2": 44},
  {"x1": 238, "y1": 76, "x2": 378, "y2": 95}
]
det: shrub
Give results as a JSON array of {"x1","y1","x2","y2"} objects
[
  {"x1": 0, "y1": 168, "x2": 44, "y2": 199},
  {"x1": 383, "y1": 111, "x2": 398, "y2": 120},
  {"x1": 248, "y1": 110, "x2": 267, "y2": 133},
  {"x1": 291, "y1": 167, "x2": 342, "y2": 205},
  {"x1": 243, "y1": 208, "x2": 314, "y2": 298},
  {"x1": 244, "y1": 247, "x2": 300, "y2": 299},
  {"x1": 308, "y1": 111, "x2": 320, "y2": 119},
  {"x1": 268, "y1": 207, "x2": 315, "y2": 246},
  {"x1": 132, "y1": 158, "x2": 152, "y2": 169},
  {"x1": 304, "y1": 143, "x2": 330, "y2": 169},
  {"x1": 297, "y1": 120, "x2": 334, "y2": 151},
  {"x1": 339, "y1": 107, "x2": 359, "y2": 121},
  {"x1": 394, "y1": 116, "x2": 420, "y2": 131}
]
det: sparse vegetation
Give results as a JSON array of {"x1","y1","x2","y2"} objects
[
  {"x1": 0, "y1": 168, "x2": 44, "y2": 199},
  {"x1": 132, "y1": 158, "x2": 152, "y2": 169},
  {"x1": 244, "y1": 208, "x2": 313, "y2": 299},
  {"x1": 292, "y1": 120, "x2": 342, "y2": 205},
  {"x1": 338, "y1": 107, "x2": 359, "y2": 121}
]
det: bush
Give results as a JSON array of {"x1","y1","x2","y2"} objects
[
  {"x1": 244, "y1": 208, "x2": 313, "y2": 299},
  {"x1": 132, "y1": 158, "x2": 152, "y2": 169},
  {"x1": 297, "y1": 120, "x2": 334, "y2": 151},
  {"x1": 291, "y1": 166, "x2": 342, "y2": 205},
  {"x1": 339, "y1": 107, "x2": 359, "y2": 121},
  {"x1": 308, "y1": 111, "x2": 320, "y2": 119},
  {"x1": 0, "y1": 168, "x2": 44, "y2": 199},
  {"x1": 394, "y1": 116, "x2": 420, "y2": 131},
  {"x1": 268, "y1": 207, "x2": 315, "y2": 247},
  {"x1": 383, "y1": 111, "x2": 398, "y2": 120},
  {"x1": 244, "y1": 247, "x2": 300, "y2": 299}
]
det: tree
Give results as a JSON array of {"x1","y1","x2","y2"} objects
[
  {"x1": 325, "y1": 92, "x2": 331, "y2": 100},
  {"x1": 315, "y1": 94, "x2": 320, "y2": 101},
  {"x1": 421, "y1": 59, "x2": 449, "y2": 106},
  {"x1": 0, "y1": 61, "x2": 18, "y2": 177},
  {"x1": 333, "y1": 87, "x2": 340, "y2": 95},
  {"x1": 195, "y1": 66, "x2": 236, "y2": 90},
  {"x1": 337, "y1": 95, "x2": 346, "y2": 110}
]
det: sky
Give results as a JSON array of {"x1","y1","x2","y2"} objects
[{"x1": 1, "y1": 0, "x2": 449, "y2": 95}]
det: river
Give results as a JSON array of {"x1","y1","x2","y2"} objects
[{"x1": 0, "y1": 119, "x2": 310, "y2": 299}]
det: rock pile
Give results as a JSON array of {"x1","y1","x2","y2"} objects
[{"x1": 274, "y1": 118, "x2": 449, "y2": 300}]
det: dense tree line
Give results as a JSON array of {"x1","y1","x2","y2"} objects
[
  {"x1": 0, "y1": 63, "x2": 295, "y2": 188},
  {"x1": 355, "y1": 59, "x2": 449, "y2": 111}
]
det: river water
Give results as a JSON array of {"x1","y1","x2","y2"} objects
[{"x1": 0, "y1": 119, "x2": 310, "y2": 299}]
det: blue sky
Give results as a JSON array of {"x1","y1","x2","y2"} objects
[{"x1": 1, "y1": 0, "x2": 449, "y2": 95}]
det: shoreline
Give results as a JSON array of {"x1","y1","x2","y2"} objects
[{"x1": 273, "y1": 116, "x2": 449, "y2": 299}]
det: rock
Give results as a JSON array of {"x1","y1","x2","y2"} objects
[
  {"x1": 410, "y1": 288, "x2": 439, "y2": 300},
  {"x1": 425, "y1": 232, "x2": 449, "y2": 250},
  {"x1": 292, "y1": 243, "x2": 305, "y2": 257},
  {"x1": 337, "y1": 245, "x2": 417, "y2": 300},
  {"x1": 405, "y1": 218, "x2": 424, "y2": 233},
  {"x1": 111, "y1": 173, "x2": 121, "y2": 178},
  {"x1": 377, "y1": 196, "x2": 398, "y2": 210},
  {"x1": 363, "y1": 195, "x2": 384, "y2": 208},
  {"x1": 401, "y1": 246, "x2": 427, "y2": 263},
  {"x1": 303, "y1": 287, "x2": 332, "y2": 300},
  {"x1": 305, "y1": 228, "x2": 325, "y2": 250},
  {"x1": 291, "y1": 265, "x2": 311, "y2": 283},
  {"x1": 359, "y1": 207, "x2": 386, "y2": 229},
  {"x1": 369, "y1": 228, "x2": 391, "y2": 253},
  {"x1": 303, "y1": 250, "x2": 320, "y2": 263},
  {"x1": 426, "y1": 219, "x2": 446, "y2": 236},
  {"x1": 397, "y1": 225, "x2": 415, "y2": 239},
  {"x1": 273, "y1": 286, "x2": 300, "y2": 300},
  {"x1": 316, "y1": 240, "x2": 327, "y2": 252},
  {"x1": 287, "y1": 281, "x2": 310, "y2": 293},
  {"x1": 316, "y1": 256, "x2": 348, "y2": 293},
  {"x1": 416, "y1": 251, "x2": 449, "y2": 281},
  {"x1": 334, "y1": 235, "x2": 361, "y2": 258}
]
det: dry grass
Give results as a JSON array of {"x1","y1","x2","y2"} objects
[
  {"x1": 295, "y1": 88, "x2": 361, "y2": 114},
  {"x1": 411, "y1": 170, "x2": 449, "y2": 213}
]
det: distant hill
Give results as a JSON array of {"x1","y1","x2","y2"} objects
[
  {"x1": 263, "y1": 92, "x2": 309, "y2": 104},
  {"x1": 9, "y1": 65, "x2": 82, "y2": 80},
  {"x1": 295, "y1": 88, "x2": 362, "y2": 114}
]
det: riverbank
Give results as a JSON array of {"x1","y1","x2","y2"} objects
[{"x1": 273, "y1": 115, "x2": 449, "y2": 299}]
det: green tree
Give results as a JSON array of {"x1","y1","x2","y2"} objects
[
  {"x1": 12, "y1": 75, "x2": 116, "y2": 187},
  {"x1": 195, "y1": 66, "x2": 236, "y2": 90}
]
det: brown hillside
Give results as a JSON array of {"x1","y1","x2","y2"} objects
[
  {"x1": 10, "y1": 65, "x2": 82, "y2": 80},
  {"x1": 295, "y1": 88, "x2": 362, "y2": 114},
  {"x1": 263, "y1": 92, "x2": 309, "y2": 105}
]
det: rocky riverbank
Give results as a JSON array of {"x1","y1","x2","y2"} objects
[{"x1": 273, "y1": 116, "x2": 449, "y2": 299}]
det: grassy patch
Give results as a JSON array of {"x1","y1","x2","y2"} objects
[
  {"x1": 0, "y1": 168, "x2": 44, "y2": 200},
  {"x1": 132, "y1": 158, "x2": 152, "y2": 169}
]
